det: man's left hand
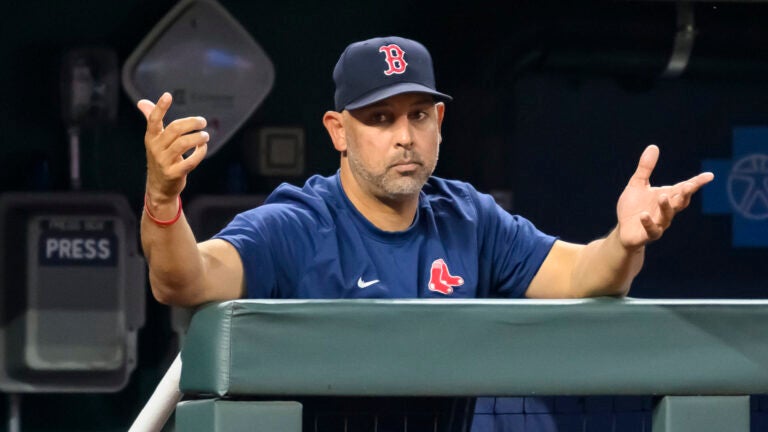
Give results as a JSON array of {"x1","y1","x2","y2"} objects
[{"x1": 616, "y1": 144, "x2": 714, "y2": 249}]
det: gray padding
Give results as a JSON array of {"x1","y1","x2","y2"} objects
[
  {"x1": 652, "y1": 396, "x2": 750, "y2": 432},
  {"x1": 181, "y1": 298, "x2": 768, "y2": 396},
  {"x1": 176, "y1": 400, "x2": 302, "y2": 432}
]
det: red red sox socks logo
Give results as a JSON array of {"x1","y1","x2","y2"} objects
[
  {"x1": 428, "y1": 259, "x2": 464, "y2": 295},
  {"x1": 379, "y1": 43, "x2": 408, "y2": 75}
]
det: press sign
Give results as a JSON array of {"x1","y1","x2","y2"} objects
[{"x1": 37, "y1": 218, "x2": 118, "y2": 266}]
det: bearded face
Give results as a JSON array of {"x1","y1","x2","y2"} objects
[
  {"x1": 346, "y1": 143, "x2": 438, "y2": 199},
  {"x1": 342, "y1": 94, "x2": 443, "y2": 200}
]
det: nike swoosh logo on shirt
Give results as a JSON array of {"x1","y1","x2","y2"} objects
[{"x1": 357, "y1": 277, "x2": 380, "y2": 288}]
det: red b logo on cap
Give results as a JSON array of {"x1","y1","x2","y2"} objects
[{"x1": 379, "y1": 44, "x2": 408, "y2": 75}]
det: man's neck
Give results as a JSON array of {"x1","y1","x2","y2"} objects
[{"x1": 339, "y1": 169, "x2": 420, "y2": 232}]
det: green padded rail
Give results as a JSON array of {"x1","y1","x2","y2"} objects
[
  {"x1": 176, "y1": 400, "x2": 302, "y2": 431},
  {"x1": 652, "y1": 396, "x2": 750, "y2": 432},
  {"x1": 180, "y1": 298, "x2": 768, "y2": 397}
]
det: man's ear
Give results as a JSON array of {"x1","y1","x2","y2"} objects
[
  {"x1": 322, "y1": 111, "x2": 347, "y2": 152},
  {"x1": 435, "y1": 102, "x2": 446, "y2": 127},
  {"x1": 435, "y1": 102, "x2": 446, "y2": 144}
]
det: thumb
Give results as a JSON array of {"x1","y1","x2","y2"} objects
[
  {"x1": 628, "y1": 144, "x2": 659, "y2": 187},
  {"x1": 136, "y1": 99, "x2": 155, "y2": 121}
]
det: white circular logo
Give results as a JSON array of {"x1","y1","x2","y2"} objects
[{"x1": 727, "y1": 153, "x2": 768, "y2": 220}]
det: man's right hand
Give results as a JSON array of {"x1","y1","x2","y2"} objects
[{"x1": 137, "y1": 92, "x2": 209, "y2": 214}]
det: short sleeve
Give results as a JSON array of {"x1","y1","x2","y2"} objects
[
  {"x1": 213, "y1": 207, "x2": 279, "y2": 299},
  {"x1": 474, "y1": 192, "x2": 557, "y2": 298}
]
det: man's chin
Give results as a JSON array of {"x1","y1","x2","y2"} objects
[{"x1": 380, "y1": 177, "x2": 427, "y2": 198}]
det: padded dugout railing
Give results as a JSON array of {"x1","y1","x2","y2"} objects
[{"x1": 173, "y1": 298, "x2": 768, "y2": 431}]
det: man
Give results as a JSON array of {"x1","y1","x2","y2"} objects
[{"x1": 138, "y1": 35, "x2": 713, "y2": 307}]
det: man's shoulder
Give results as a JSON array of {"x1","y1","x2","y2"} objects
[
  {"x1": 240, "y1": 174, "x2": 339, "y2": 228},
  {"x1": 422, "y1": 176, "x2": 485, "y2": 205},
  {"x1": 267, "y1": 173, "x2": 337, "y2": 201},
  {"x1": 420, "y1": 176, "x2": 496, "y2": 223}
]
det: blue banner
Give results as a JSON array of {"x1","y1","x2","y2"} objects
[{"x1": 702, "y1": 127, "x2": 768, "y2": 247}]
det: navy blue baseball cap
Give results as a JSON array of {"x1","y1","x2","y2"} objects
[{"x1": 333, "y1": 36, "x2": 453, "y2": 111}]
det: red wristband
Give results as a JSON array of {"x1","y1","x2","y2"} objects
[{"x1": 144, "y1": 194, "x2": 182, "y2": 227}]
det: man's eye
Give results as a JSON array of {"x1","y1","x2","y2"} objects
[
  {"x1": 372, "y1": 113, "x2": 389, "y2": 123},
  {"x1": 411, "y1": 111, "x2": 428, "y2": 121}
]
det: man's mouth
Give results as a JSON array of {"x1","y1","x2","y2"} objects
[
  {"x1": 389, "y1": 160, "x2": 421, "y2": 172},
  {"x1": 391, "y1": 159, "x2": 420, "y2": 166}
]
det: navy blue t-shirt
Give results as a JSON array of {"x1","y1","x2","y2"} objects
[{"x1": 214, "y1": 173, "x2": 556, "y2": 299}]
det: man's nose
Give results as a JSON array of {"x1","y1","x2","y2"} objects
[{"x1": 394, "y1": 115, "x2": 413, "y2": 148}]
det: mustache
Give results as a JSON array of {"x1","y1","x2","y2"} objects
[{"x1": 387, "y1": 150, "x2": 423, "y2": 167}]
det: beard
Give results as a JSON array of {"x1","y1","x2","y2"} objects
[{"x1": 347, "y1": 148, "x2": 437, "y2": 199}]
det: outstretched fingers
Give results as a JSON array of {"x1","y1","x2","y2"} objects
[
  {"x1": 137, "y1": 99, "x2": 155, "y2": 120},
  {"x1": 669, "y1": 172, "x2": 715, "y2": 209},
  {"x1": 639, "y1": 212, "x2": 663, "y2": 241},
  {"x1": 628, "y1": 144, "x2": 660, "y2": 187},
  {"x1": 144, "y1": 114, "x2": 207, "y2": 159},
  {"x1": 164, "y1": 116, "x2": 208, "y2": 143},
  {"x1": 167, "y1": 131, "x2": 210, "y2": 162},
  {"x1": 618, "y1": 146, "x2": 715, "y2": 248},
  {"x1": 648, "y1": 170, "x2": 715, "y2": 239},
  {"x1": 658, "y1": 194, "x2": 675, "y2": 226},
  {"x1": 689, "y1": 171, "x2": 715, "y2": 189},
  {"x1": 138, "y1": 91, "x2": 213, "y2": 201},
  {"x1": 179, "y1": 140, "x2": 209, "y2": 174},
  {"x1": 145, "y1": 92, "x2": 172, "y2": 138}
]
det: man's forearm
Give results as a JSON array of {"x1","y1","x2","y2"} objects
[
  {"x1": 570, "y1": 228, "x2": 644, "y2": 297},
  {"x1": 141, "y1": 205, "x2": 207, "y2": 306}
]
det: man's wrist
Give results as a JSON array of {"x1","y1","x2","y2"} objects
[
  {"x1": 611, "y1": 226, "x2": 646, "y2": 255},
  {"x1": 144, "y1": 192, "x2": 182, "y2": 226}
]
